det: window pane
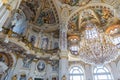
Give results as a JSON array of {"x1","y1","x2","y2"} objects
[
  {"x1": 98, "y1": 75, "x2": 107, "y2": 79},
  {"x1": 69, "y1": 66, "x2": 84, "y2": 80},
  {"x1": 70, "y1": 76, "x2": 72, "y2": 80},
  {"x1": 73, "y1": 69, "x2": 80, "y2": 74},
  {"x1": 97, "y1": 69, "x2": 106, "y2": 73},
  {"x1": 93, "y1": 66, "x2": 113, "y2": 80},
  {"x1": 73, "y1": 76, "x2": 80, "y2": 80}
]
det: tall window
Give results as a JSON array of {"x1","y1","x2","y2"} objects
[
  {"x1": 69, "y1": 66, "x2": 84, "y2": 80},
  {"x1": 93, "y1": 66, "x2": 113, "y2": 80}
]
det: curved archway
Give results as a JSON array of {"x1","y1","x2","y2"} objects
[
  {"x1": 93, "y1": 66, "x2": 114, "y2": 80},
  {"x1": 0, "y1": 52, "x2": 14, "y2": 80},
  {"x1": 66, "y1": 3, "x2": 116, "y2": 24},
  {"x1": 69, "y1": 65, "x2": 85, "y2": 80}
]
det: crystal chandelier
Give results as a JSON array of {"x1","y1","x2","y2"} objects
[{"x1": 79, "y1": 21, "x2": 119, "y2": 65}]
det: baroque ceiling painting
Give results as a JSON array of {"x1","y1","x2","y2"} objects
[
  {"x1": 1, "y1": 0, "x2": 120, "y2": 80},
  {"x1": 37, "y1": 9, "x2": 56, "y2": 26},
  {"x1": 60, "y1": 0, "x2": 91, "y2": 6},
  {"x1": 68, "y1": 5, "x2": 116, "y2": 34},
  {"x1": 20, "y1": 0, "x2": 58, "y2": 26}
]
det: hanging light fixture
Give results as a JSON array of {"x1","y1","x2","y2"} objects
[
  {"x1": 68, "y1": 35, "x2": 80, "y2": 55},
  {"x1": 79, "y1": 21, "x2": 119, "y2": 65}
]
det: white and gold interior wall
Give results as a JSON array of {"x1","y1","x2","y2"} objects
[
  {"x1": 24, "y1": 23, "x2": 59, "y2": 50},
  {"x1": 4, "y1": 55, "x2": 59, "y2": 80},
  {"x1": 0, "y1": 0, "x2": 22, "y2": 31}
]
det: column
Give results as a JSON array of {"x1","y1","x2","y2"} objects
[
  {"x1": 48, "y1": 33, "x2": 53, "y2": 50},
  {"x1": 0, "y1": 0, "x2": 3, "y2": 8},
  {"x1": 46, "y1": 63, "x2": 52, "y2": 80},
  {"x1": 0, "y1": 9, "x2": 10, "y2": 31},
  {"x1": 0, "y1": 0, "x2": 9, "y2": 31},
  {"x1": 85, "y1": 65, "x2": 93, "y2": 80},
  {"x1": 110, "y1": 62, "x2": 119, "y2": 80},
  {"x1": 10, "y1": 0, "x2": 20, "y2": 9},
  {"x1": 59, "y1": 22, "x2": 68, "y2": 51},
  {"x1": 59, "y1": 22, "x2": 69, "y2": 80},
  {"x1": 3, "y1": 0, "x2": 23, "y2": 28},
  {"x1": 2, "y1": 10, "x2": 15, "y2": 29},
  {"x1": 0, "y1": 0, "x2": 22, "y2": 31}
]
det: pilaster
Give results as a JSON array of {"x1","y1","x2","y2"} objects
[{"x1": 59, "y1": 9, "x2": 69, "y2": 78}]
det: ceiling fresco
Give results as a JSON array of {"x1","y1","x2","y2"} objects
[
  {"x1": 19, "y1": 0, "x2": 59, "y2": 26},
  {"x1": 36, "y1": 8, "x2": 56, "y2": 26},
  {"x1": 59, "y1": 0, "x2": 91, "y2": 6},
  {"x1": 68, "y1": 5, "x2": 115, "y2": 35}
]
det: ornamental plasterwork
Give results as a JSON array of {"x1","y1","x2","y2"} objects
[
  {"x1": 59, "y1": 0, "x2": 91, "y2": 6},
  {"x1": 0, "y1": 52, "x2": 13, "y2": 74},
  {"x1": 60, "y1": 5, "x2": 70, "y2": 20},
  {"x1": 20, "y1": 0, "x2": 59, "y2": 26},
  {"x1": 55, "y1": 0, "x2": 120, "y2": 22},
  {"x1": 0, "y1": 38, "x2": 26, "y2": 54},
  {"x1": 67, "y1": 4, "x2": 116, "y2": 35},
  {"x1": 100, "y1": 0, "x2": 120, "y2": 7},
  {"x1": 0, "y1": 33, "x2": 59, "y2": 60},
  {"x1": 0, "y1": 52, "x2": 13, "y2": 68}
]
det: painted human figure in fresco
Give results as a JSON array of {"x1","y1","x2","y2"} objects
[
  {"x1": 30, "y1": 35, "x2": 36, "y2": 46},
  {"x1": 37, "y1": 10, "x2": 55, "y2": 25},
  {"x1": 102, "y1": 8, "x2": 112, "y2": 20},
  {"x1": 41, "y1": 38, "x2": 49, "y2": 50}
]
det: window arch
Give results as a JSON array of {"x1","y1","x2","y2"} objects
[
  {"x1": 93, "y1": 66, "x2": 113, "y2": 80},
  {"x1": 69, "y1": 66, "x2": 84, "y2": 80}
]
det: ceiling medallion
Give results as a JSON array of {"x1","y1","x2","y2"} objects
[{"x1": 37, "y1": 61, "x2": 46, "y2": 72}]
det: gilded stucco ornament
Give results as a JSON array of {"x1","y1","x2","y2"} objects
[
  {"x1": 60, "y1": 0, "x2": 91, "y2": 6},
  {"x1": 2, "y1": 0, "x2": 8, "y2": 5},
  {"x1": 61, "y1": 5, "x2": 70, "y2": 20},
  {"x1": 6, "y1": 4, "x2": 12, "y2": 11}
]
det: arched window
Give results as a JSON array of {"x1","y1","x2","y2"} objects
[
  {"x1": 69, "y1": 66, "x2": 84, "y2": 80},
  {"x1": 93, "y1": 66, "x2": 113, "y2": 80}
]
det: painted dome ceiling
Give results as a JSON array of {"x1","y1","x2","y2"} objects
[
  {"x1": 1, "y1": 0, "x2": 120, "y2": 62},
  {"x1": 59, "y1": 0, "x2": 91, "y2": 6},
  {"x1": 19, "y1": 0, "x2": 120, "y2": 30},
  {"x1": 19, "y1": 0, "x2": 59, "y2": 27}
]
